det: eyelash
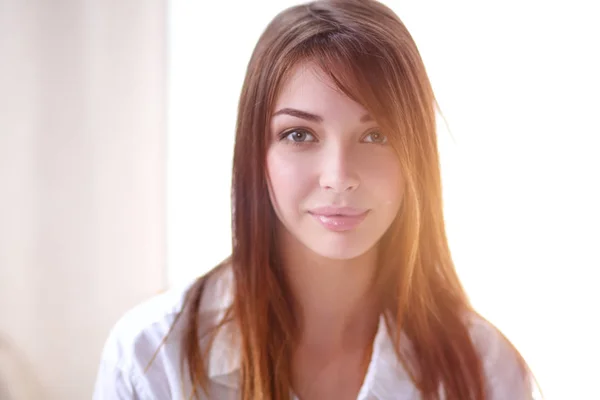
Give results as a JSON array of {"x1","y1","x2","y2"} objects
[
  {"x1": 279, "y1": 128, "x2": 388, "y2": 146},
  {"x1": 278, "y1": 129, "x2": 316, "y2": 146}
]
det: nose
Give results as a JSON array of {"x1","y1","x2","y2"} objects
[{"x1": 318, "y1": 143, "x2": 360, "y2": 193}]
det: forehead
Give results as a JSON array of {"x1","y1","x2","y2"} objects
[{"x1": 274, "y1": 61, "x2": 368, "y2": 117}]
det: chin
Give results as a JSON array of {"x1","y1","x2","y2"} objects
[{"x1": 307, "y1": 237, "x2": 377, "y2": 261}]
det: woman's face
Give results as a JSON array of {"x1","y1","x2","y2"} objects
[{"x1": 266, "y1": 62, "x2": 404, "y2": 260}]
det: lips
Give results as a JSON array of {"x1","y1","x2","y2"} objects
[{"x1": 308, "y1": 206, "x2": 369, "y2": 232}]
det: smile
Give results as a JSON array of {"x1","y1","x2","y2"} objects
[{"x1": 308, "y1": 207, "x2": 369, "y2": 232}]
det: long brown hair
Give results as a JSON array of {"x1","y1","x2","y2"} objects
[{"x1": 177, "y1": 1, "x2": 530, "y2": 399}]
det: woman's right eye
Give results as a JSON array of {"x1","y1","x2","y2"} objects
[{"x1": 282, "y1": 129, "x2": 316, "y2": 143}]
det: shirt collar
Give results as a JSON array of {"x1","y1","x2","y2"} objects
[
  {"x1": 358, "y1": 314, "x2": 416, "y2": 399},
  {"x1": 206, "y1": 317, "x2": 241, "y2": 388},
  {"x1": 201, "y1": 267, "x2": 241, "y2": 388},
  {"x1": 206, "y1": 310, "x2": 413, "y2": 396}
]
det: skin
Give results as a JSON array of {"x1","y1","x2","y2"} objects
[{"x1": 266, "y1": 61, "x2": 405, "y2": 399}]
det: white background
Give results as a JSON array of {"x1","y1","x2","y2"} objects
[{"x1": 167, "y1": 1, "x2": 600, "y2": 398}]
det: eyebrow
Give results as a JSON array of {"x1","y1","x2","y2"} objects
[{"x1": 272, "y1": 107, "x2": 373, "y2": 123}]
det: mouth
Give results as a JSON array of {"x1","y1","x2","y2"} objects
[
  {"x1": 308, "y1": 207, "x2": 369, "y2": 232},
  {"x1": 308, "y1": 206, "x2": 368, "y2": 217}
]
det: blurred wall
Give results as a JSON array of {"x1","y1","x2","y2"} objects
[{"x1": 0, "y1": 1, "x2": 167, "y2": 398}]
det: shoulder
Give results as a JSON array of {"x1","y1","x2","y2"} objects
[
  {"x1": 466, "y1": 313, "x2": 534, "y2": 399},
  {"x1": 93, "y1": 265, "x2": 235, "y2": 399},
  {"x1": 98, "y1": 264, "x2": 234, "y2": 367},
  {"x1": 96, "y1": 282, "x2": 187, "y2": 371}
]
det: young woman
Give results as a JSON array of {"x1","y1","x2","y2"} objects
[{"x1": 94, "y1": 1, "x2": 535, "y2": 399}]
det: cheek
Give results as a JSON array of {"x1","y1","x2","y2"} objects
[
  {"x1": 363, "y1": 151, "x2": 404, "y2": 205},
  {"x1": 266, "y1": 149, "x2": 314, "y2": 212}
]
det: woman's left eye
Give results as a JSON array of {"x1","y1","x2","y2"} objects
[{"x1": 363, "y1": 131, "x2": 388, "y2": 144}]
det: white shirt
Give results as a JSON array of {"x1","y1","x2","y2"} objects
[{"x1": 93, "y1": 266, "x2": 533, "y2": 399}]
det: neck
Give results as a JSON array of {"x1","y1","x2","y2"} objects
[{"x1": 279, "y1": 230, "x2": 381, "y2": 352}]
